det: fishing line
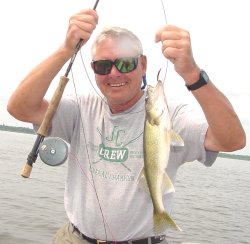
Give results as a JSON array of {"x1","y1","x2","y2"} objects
[
  {"x1": 70, "y1": 68, "x2": 109, "y2": 240},
  {"x1": 160, "y1": 0, "x2": 168, "y2": 24},
  {"x1": 69, "y1": 0, "x2": 170, "y2": 241},
  {"x1": 69, "y1": 151, "x2": 118, "y2": 241},
  {"x1": 69, "y1": 1, "x2": 111, "y2": 238},
  {"x1": 78, "y1": 52, "x2": 143, "y2": 116},
  {"x1": 78, "y1": 0, "x2": 169, "y2": 99},
  {"x1": 160, "y1": 0, "x2": 169, "y2": 84},
  {"x1": 78, "y1": 51, "x2": 145, "y2": 116},
  {"x1": 79, "y1": 51, "x2": 105, "y2": 101}
]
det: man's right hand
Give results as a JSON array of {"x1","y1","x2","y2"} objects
[
  {"x1": 62, "y1": 9, "x2": 99, "y2": 57},
  {"x1": 7, "y1": 8, "x2": 98, "y2": 125}
]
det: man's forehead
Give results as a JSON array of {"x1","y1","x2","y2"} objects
[
  {"x1": 116, "y1": 38, "x2": 137, "y2": 52},
  {"x1": 97, "y1": 37, "x2": 138, "y2": 56}
]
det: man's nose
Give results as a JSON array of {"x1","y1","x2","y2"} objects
[{"x1": 109, "y1": 64, "x2": 121, "y2": 76}]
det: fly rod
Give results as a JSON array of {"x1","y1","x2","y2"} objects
[{"x1": 21, "y1": 0, "x2": 100, "y2": 178}]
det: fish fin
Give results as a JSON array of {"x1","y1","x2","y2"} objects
[
  {"x1": 138, "y1": 168, "x2": 150, "y2": 194},
  {"x1": 162, "y1": 172, "x2": 175, "y2": 194},
  {"x1": 169, "y1": 130, "x2": 184, "y2": 147},
  {"x1": 154, "y1": 210, "x2": 182, "y2": 233}
]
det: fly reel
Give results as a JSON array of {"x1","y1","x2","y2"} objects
[{"x1": 39, "y1": 137, "x2": 68, "y2": 166}]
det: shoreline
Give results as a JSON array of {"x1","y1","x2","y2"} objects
[
  {"x1": 0, "y1": 124, "x2": 34, "y2": 134},
  {"x1": 1, "y1": 126, "x2": 249, "y2": 161}
]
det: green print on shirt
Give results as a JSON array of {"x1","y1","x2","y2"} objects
[
  {"x1": 105, "y1": 125, "x2": 125, "y2": 147},
  {"x1": 99, "y1": 143, "x2": 128, "y2": 162},
  {"x1": 89, "y1": 126, "x2": 143, "y2": 180},
  {"x1": 93, "y1": 125, "x2": 143, "y2": 164}
]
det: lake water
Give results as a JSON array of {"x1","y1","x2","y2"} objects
[{"x1": 0, "y1": 131, "x2": 250, "y2": 244}]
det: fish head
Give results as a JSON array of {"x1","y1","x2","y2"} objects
[{"x1": 145, "y1": 80, "x2": 167, "y2": 124}]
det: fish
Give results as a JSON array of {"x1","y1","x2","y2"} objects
[{"x1": 141, "y1": 74, "x2": 184, "y2": 233}]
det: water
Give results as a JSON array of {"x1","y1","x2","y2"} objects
[
  {"x1": 0, "y1": 131, "x2": 250, "y2": 244},
  {"x1": 0, "y1": 131, "x2": 67, "y2": 244},
  {"x1": 168, "y1": 157, "x2": 250, "y2": 244}
]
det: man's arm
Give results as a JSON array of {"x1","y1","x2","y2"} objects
[
  {"x1": 186, "y1": 73, "x2": 246, "y2": 152},
  {"x1": 155, "y1": 25, "x2": 246, "y2": 152},
  {"x1": 7, "y1": 49, "x2": 70, "y2": 125},
  {"x1": 7, "y1": 9, "x2": 98, "y2": 125}
]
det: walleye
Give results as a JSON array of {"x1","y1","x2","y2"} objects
[{"x1": 142, "y1": 76, "x2": 184, "y2": 233}]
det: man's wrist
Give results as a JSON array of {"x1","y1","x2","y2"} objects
[
  {"x1": 183, "y1": 68, "x2": 201, "y2": 86},
  {"x1": 186, "y1": 69, "x2": 209, "y2": 91}
]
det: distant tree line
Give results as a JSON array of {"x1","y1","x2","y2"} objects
[
  {"x1": 218, "y1": 152, "x2": 250, "y2": 161},
  {"x1": 0, "y1": 124, "x2": 35, "y2": 134},
  {"x1": 1, "y1": 124, "x2": 249, "y2": 161}
]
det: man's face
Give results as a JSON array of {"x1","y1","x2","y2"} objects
[{"x1": 91, "y1": 37, "x2": 147, "y2": 113}]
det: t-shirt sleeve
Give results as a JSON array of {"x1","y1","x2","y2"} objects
[
  {"x1": 169, "y1": 101, "x2": 218, "y2": 167},
  {"x1": 33, "y1": 96, "x2": 78, "y2": 144}
]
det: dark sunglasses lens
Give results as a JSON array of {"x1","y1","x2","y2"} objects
[
  {"x1": 93, "y1": 57, "x2": 139, "y2": 75},
  {"x1": 115, "y1": 57, "x2": 138, "y2": 73},
  {"x1": 93, "y1": 60, "x2": 112, "y2": 75}
]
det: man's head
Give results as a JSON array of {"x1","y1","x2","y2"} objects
[{"x1": 91, "y1": 27, "x2": 147, "y2": 113}]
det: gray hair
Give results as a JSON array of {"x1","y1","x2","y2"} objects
[{"x1": 91, "y1": 26, "x2": 143, "y2": 58}]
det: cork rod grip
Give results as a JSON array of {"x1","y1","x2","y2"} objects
[
  {"x1": 21, "y1": 76, "x2": 69, "y2": 178},
  {"x1": 37, "y1": 76, "x2": 69, "y2": 136},
  {"x1": 21, "y1": 163, "x2": 33, "y2": 178}
]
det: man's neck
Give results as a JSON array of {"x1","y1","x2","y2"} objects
[{"x1": 108, "y1": 91, "x2": 144, "y2": 114}]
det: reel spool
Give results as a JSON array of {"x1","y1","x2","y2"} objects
[{"x1": 39, "y1": 137, "x2": 68, "y2": 166}]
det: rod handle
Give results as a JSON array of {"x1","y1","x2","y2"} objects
[
  {"x1": 37, "y1": 76, "x2": 69, "y2": 136},
  {"x1": 21, "y1": 163, "x2": 33, "y2": 178}
]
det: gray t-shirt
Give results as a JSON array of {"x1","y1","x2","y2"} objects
[{"x1": 43, "y1": 91, "x2": 217, "y2": 240}]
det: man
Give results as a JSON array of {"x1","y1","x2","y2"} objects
[{"x1": 7, "y1": 8, "x2": 245, "y2": 244}]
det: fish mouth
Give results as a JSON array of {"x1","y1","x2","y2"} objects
[{"x1": 145, "y1": 87, "x2": 155, "y2": 106}]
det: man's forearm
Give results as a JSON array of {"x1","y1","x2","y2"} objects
[
  {"x1": 7, "y1": 46, "x2": 71, "y2": 123},
  {"x1": 191, "y1": 81, "x2": 246, "y2": 152}
]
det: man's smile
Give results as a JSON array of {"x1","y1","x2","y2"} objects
[{"x1": 108, "y1": 82, "x2": 126, "y2": 87}]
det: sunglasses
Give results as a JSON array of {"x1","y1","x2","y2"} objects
[{"x1": 92, "y1": 56, "x2": 141, "y2": 75}]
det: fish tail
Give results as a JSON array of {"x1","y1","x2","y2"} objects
[{"x1": 153, "y1": 210, "x2": 182, "y2": 233}]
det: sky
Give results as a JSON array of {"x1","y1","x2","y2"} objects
[{"x1": 0, "y1": 0, "x2": 249, "y2": 153}]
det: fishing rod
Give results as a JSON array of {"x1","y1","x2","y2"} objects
[{"x1": 21, "y1": 0, "x2": 100, "y2": 178}]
